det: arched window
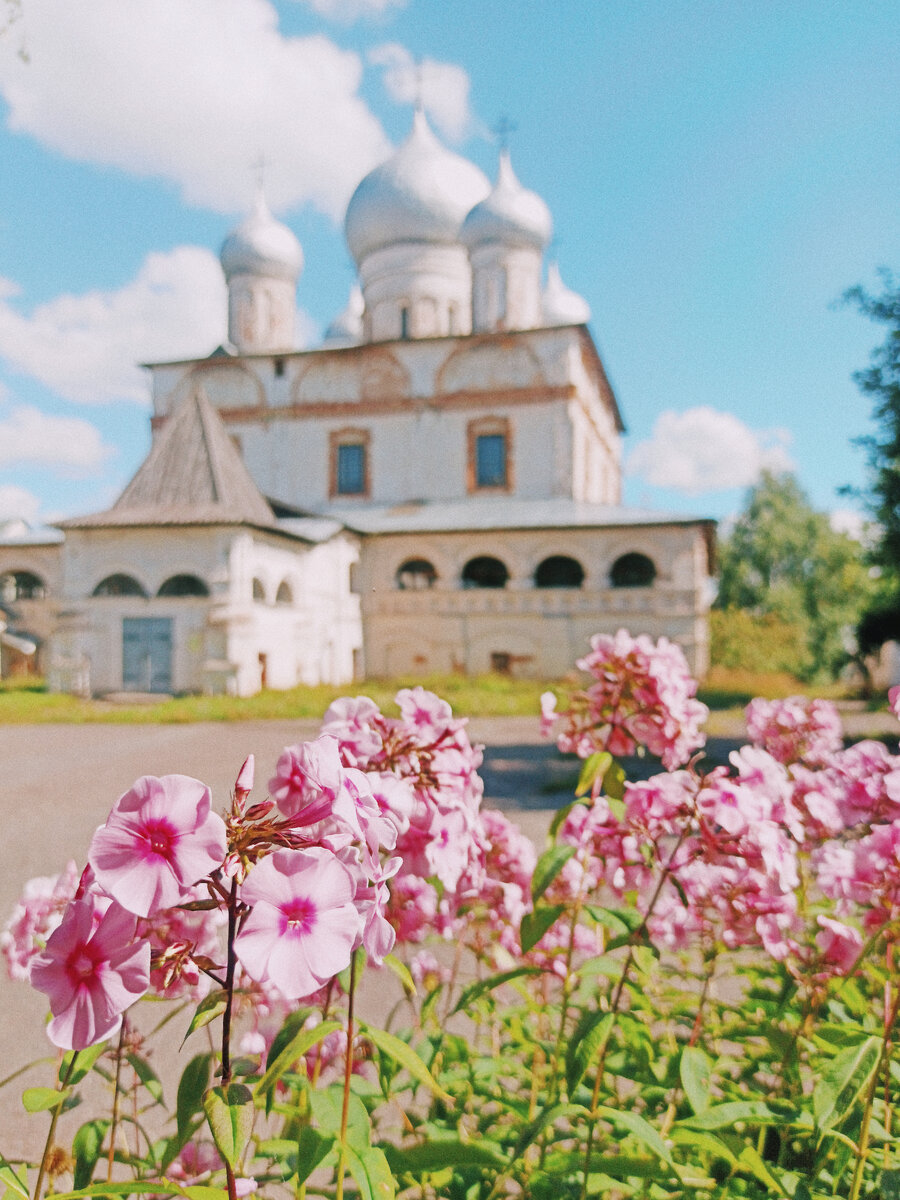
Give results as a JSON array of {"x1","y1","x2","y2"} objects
[
  {"x1": 0, "y1": 571, "x2": 47, "y2": 601},
  {"x1": 396, "y1": 558, "x2": 437, "y2": 591},
  {"x1": 610, "y1": 553, "x2": 656, "y2": 588},
  {"x1": 534, "y1": 555, "x2": 585, "y2": 589},
  {"x1": 462, "y1": 556, "x2": 509, "y2": 589},
  {"x1": 275, "y1": 580, "x2": 293, "y2": 605},
  {"x1": 252, "y1": 578, "x2": 266, "y2": 602},
  {"x1": 92, "y1": 574, "x2": 147, "y2": 598},
  {"x1": 157, "y1": 574, "x2": 209, "y2": 597}
]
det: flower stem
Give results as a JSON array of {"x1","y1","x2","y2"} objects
[
  {"x1": 221, "y1": 875, "x2": 240, "y2": 1200},
  {"x1": 336, "y1": 950, "x2": 360, "y2": 1200},
  {"x1": 33, "y1": 1051, "x2": 78, "y2": 1200},
  {"x1": 107, "y1": 1019, "x2": 127, "y2": 1181}
]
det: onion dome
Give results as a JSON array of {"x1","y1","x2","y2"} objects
[
  {"x1": 542, "y1": 261, "x2": 591, "y2": 325},
  {"x1": 323, "y1": 285, "x2": 364, "y2": 346},
  {"x1": 220, "y1": 190, "x2": 304, "y2": 282},
  {"x1": 345, "y1": 108, "x2": 490, "y2": 264},
  {"x1": 461, "y1": 150, "x2": 552, "y2": 250}
]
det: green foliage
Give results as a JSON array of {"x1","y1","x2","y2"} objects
[{"x1": 715, "y1": 470, "x2": 875, "y2": 680}]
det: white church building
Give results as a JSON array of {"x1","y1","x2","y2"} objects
[{"x1": 0, "y1": 110, "x2": 714, "y2": 696}]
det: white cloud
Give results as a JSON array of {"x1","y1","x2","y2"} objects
[
  {"x1": 0, "y1": 485, "x2": 41, "y2": 524},
  {"x1": 0, "y1": 247, "x2": 228, "y2": 405},
  {"x1": 369, "y1": 43, "x2": 476, "y2": 143},
  {"x1": 0, "y1": 405, "x2": 113, "y2": 472},
  {"x1": 626, "y1": 406, "x2": 794, "y2": 495},
  {"x1": 830, "y1": 508, "x2": 873, "y2": 544},
  {"x1": 0, "y1": 0, "x2": 391, "y2": 217},
  {"x1": 297, "y1": 0, "x2": 407, "y2": 21}
]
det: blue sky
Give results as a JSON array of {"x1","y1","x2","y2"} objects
[{"x1": 0, "y1": 0, "x2": 897, "y2": 530}]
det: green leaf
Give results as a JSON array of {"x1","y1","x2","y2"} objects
[
  {"x1": 383, "y1": 953, "x2": 416, "y2": 999},
  {"x1": 181, "y1": 991, "x2": 227, "y2": 1046},
  {"x1": 604, "y1": 761, "x2": 627, "y2": 800},
  {"x1": 384, "y1": 1139, "x2": 506, "y2": 1174},
  {"x1": 60, "y1": 1042, "x2": 107, "y2": 1087},
  {"x1": 512, "y1": 1103, "x2": 590, "y2": 1160},
  {"x1": 203, "y1": 1083, "x2": 254, "y2": 1168},
  {"x1": 813, "y1": 1036, "x2": 880, "y2": 1135},
  {"x1": 880, "y1": 1169, "x2": 900, "y2": 1199},
  {"x1": 679, "y1": 1099, "x2": 792, "y2": 1130},
  {"x1": 295, "y1": 1127, "x2": 336, "y2": 1185},
  {"x1": 343, "y1": 1144, "x2": 395, "y2": 1200},
  {"x1": 566, "y1": 1011, "x2": 614, "y2": 1094},
  {"x1": 181, "y1": 1189, "x2": 230, "y2": 1200},
  {"x1": 255, "y1": 1018, "x2": 342, "y2": 1101},
  {"x1": 531, "y1": 844, "x2": 576, "y2": 903},
  {"x1": 669, "y1": 1127, "x2": 737, "y2": 1166},
  {"x1": 549, "y1": 799, "x2": 581, "y2": 839},
  {"x1": 177, "y1": 1053, "x2": 212, "y2": 1140},
  {"x1": 309, "y1": 1086, "x2": 371, "y2": 1150},
  {"x1": 72, "y1": 1119, "x2": 109, "y2": 1189},
  {"x1": 576, "y1": 751, "x2": 612, "y2": 797},
  {"x1": 595, "y1": 1106, "x2": 674, "y2": 1166},
  {"x1": 587, "y1": 905, "x2": 644, "y2": 937},
  {"x1": 680, "y1": 1045, "x2": 713, "y2": 1115},
  {"x1": 451, "y1": 966, "x2": 546, "y2": 1015},
  {"x1": 264, "y1": 1007, "x2": 313, "y2": 1071},
  {"x1": 520, "y1": 904, "x2": 565, "y2": 954},
  {"x1": 127, "y1": 1052, "x2": 164, "y2": 1104},
  {"x1": 0, "y1": 1154, "x2": 29, "y2": 1200},
  {"x1": 22, "y1": 1086, "x2": 69, "y2": 1113},
  {"x1": 360, "y1": 1025, "x2": 452, "y2": 1103}
]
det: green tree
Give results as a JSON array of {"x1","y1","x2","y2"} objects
[
  {"x1": 715, "y1": 470, "x2": 874, "y2": 680},
  {"x1": 844, "y1": 270, "x2": 900, "y2": 575}
]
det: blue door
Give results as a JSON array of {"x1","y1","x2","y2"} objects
[{"x1": 122, "y1": 617, "x2": 173, "y2": 692}]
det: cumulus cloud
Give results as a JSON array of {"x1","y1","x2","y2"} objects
[
  {"x1": 0, "y1": 485, "x2": 41, "y2": 524},
  {"x1": 626, "y1": 406, "x2": 794, "y2": 495},
  {"x1": 0, "y1": 0, "x2": 391, "y2": 217},
  {"x1": 297, "y1": 0, "x2": 407, "y2": 21},
  {"x1": 0, "y1": 247, "x2": 229, "y2": 405},
  {"x1": 0, "y1": 406, "x2": 113, "y2": 473},
  {"x1": 369, "y1": 43, "x2": 476, "y2": 143}
]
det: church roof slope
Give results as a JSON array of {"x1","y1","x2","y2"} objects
[{"x1": 60, "y1": 390, "x2": 277, "y2": 530}]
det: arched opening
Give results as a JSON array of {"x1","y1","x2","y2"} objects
[
  {"x1": 92, "y1": 574, "x2": 147, "y2": 598},
  {"x1": 252, "y1": 578, "x2": 266, "y2": 602},
  {"x1": 0, "y1": 571, "x2": 47, "y2": 601},
  {"x1": 396, "y1": 558, "x2": 437, "y2": 591},
  {"x1": 462, "y1": 556, "x2": 509, "y2": 589},
  {"x1": 610, "y1": 553, "x2": 656, "y2": 589},
  {"x1": 275, "y1": 580, "x2": 293, "y2": 605},
  {"x1": 534, "y1": 555, "x2": 585, "y2": 589},
  {"x1": 157, "y1": 574, "x2": 210, "y2": 598}
]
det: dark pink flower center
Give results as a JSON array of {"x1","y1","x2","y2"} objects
[
  {"x1": 282, "y1": 895, "x2": 316, "y2": 935},
  {"x1": 66, "y1": 947, "x2": 99, "y2": 985},
  {"x1": 141, "y1": 817, "x2": 176, "y2": 859}
]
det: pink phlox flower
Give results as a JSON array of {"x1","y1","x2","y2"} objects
[
  {"x1": 385, "y1": 872, "x2": 439, "y2": 944},
  {"x1": 2, "y1": 860, "x2": 80, "y2": 982},
  {"x1": 354, "y1": 855, "x2": 401, "y2": 964},
  {"x1": 827, "y1": 741, "x2": 900, "y2": 826},
  {"x1": 235, "y1": 847, "x2": 362, "y2": 1000},
  {"x1": 624, "y1": 771, "x2": 695, "y2": 838},
  {"x1": 540, "y1": 691, "x2": 558, "y2": 737},
  {"x1": 815, "y1": 915, "x2": 863, "y2": 976},
  {"x1": 342, "y1": 767, "x2": 398, "y2": 861},
  {"x1": 788, "y1": 765, "x2": 846, "y2": 843},
  {"x1": 396, "y1": 686, "x2": 454, "y2": 736},
  {"x1": 889, "y1": 686, "x2": 900, "y2": 722},
  {"x1": 138, "y1": 883, "x2": 225, "y2": 1001},
  {"x1": 321, "y1": 696, "x2": 384, "y2": 765},
  {"x1": 646, "y1": 887, "x2": 705, "y2": 952},
  {"x1": 696, "y1": 775, "x2": 769, "y2": 837},
  {"x1": 269, "y1": 735, "x2": 363, "y2": 841},
  {"x1": 745, "y1": 696, "x2": 842, "y2": 766},
  {"x1": 89, "y1": 775, "x2": 226, "y2": 918},
  {"x1": 367, "y1": 772, "x2": 415, "y2": 842},
  {"x1": 30, "y1": 893, "x2": 150, "y2": 1049},
  {"x1": 409, "y1": 949, "x2": 450, "y2": 992}
]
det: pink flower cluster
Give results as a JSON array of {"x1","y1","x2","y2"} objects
[
  {"x1": 544, "y1": 629, "x2": 708, "y2": 770},
  {"x1": 745, "y1": 696, "x2": 843, "y2": 766}
]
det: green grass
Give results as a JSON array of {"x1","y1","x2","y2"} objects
[
  {"x1": 0, "y1": 666, "x2": 883, "y2": 725},
  {"x1": 0, "y1": 673, "x2": 563, "y2": 724}
]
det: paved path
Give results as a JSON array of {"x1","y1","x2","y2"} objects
[{"x1": 0, "y1": 711, "x2": 896, "y2": 1158}]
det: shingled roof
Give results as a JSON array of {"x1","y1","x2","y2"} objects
[{"x1": 60, "y1": 390, "x2": 277, "y2": 530}]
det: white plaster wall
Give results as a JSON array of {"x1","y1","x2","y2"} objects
[
  {"x1": 358, "y1": 243, "x2": 473, "y2": 340},
  {"x1": 356, "y1": 523, "x2": 711, "y2": 677}
]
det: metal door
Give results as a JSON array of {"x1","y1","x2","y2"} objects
[{"x1": 122, "y1": 617, "x2": 173, "y2": 692}]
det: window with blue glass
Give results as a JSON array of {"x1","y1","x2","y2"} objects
[
  {"x1": 337, "y1": 442, "x2": 366, "y2": 495},
  {"x1": 476, "y1": 433, "x2": 507, "y2": 488}
]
